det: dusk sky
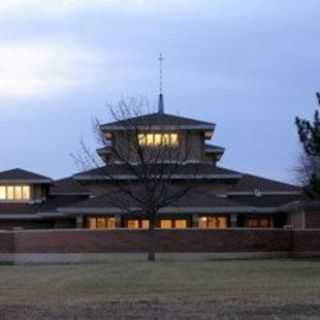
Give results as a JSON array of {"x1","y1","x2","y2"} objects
[{"x1": 0, "y1": 0, "x2": 319, "y2": 183}]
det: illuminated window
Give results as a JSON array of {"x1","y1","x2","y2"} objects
[
  {"x1": 0, "y1": 187, "x2": 5, "y2": 200},
  {"x1": 86, "y1": 217, "x2": 116, "y2": 230},
  {"x1": 127, "y1": 219, "x2": 140, "y2": 229},
  {"x1": 160, "y1": 220, "x2": 173, "y2": 229},
  {"x1": 175, "y1": 220, "x2": 187, "y2": 229},
  {"x1": 160, "y1": 219, "x2": 188, "y2": 229},
  {"x1": 22, "y1": 186, "x2": 31, "y2": 200},
  {"x1": 138, "y1": 133, "x2": 179, "y2": 146},
  {"x1": 0, "y1": 185, "x2": 31, "y2": 201},
  {"x1": 142, "y1": 220, "x2": 150, "y2": 229},
  {"x1": 248, "y1": 217, "x2": 272, "y2": 228},
  {"x1": 199, "y1": 216, "x2": 228, "y2": 229}
]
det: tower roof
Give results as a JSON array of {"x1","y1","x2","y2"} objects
[{"x1": 100, "y1": 112, "x2": 215, "y2": 132}]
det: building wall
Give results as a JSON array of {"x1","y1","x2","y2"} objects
[
  {"x1": 11, "y1": 229, "x2": 291, "y2": 254},
  {"x1": 304, "y1": 209, "x2": 320, "y2": 228},
  {"x1": 0, "y1": 230, "x2": 320, "y2": 260},
  {"x1": 109, "y1": 131, "x2": 205, "y2": 164}
]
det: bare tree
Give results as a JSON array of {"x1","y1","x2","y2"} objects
[{"x1": 77, "y1": 98, "x2": 199, "y2": 261}]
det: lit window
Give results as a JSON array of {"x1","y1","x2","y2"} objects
[
  {"x1": 127, "y1": 220, "x2": 140, "y2": 229},
  {"x1": 199, "y1": 216, "x2": 228, "y2": 229},
  {"x1": 138, "y1": 134, "x2": 146, "y2": 145},
  {"x1": 175, "y1": 220, "x2": 187, "y2": 229},
  {"x1": 142, "y1": 220, "x2": 150, "y2": 229},
  {"x1": 86, "y1": 217, "x2": 116, "y2": 230},
  {"x1": 160, "y1": 220, "x2": 173, "y2": 229},
  {"x1": 248, "y1": 217, "x2": 272, "y2": 228},
  {"x1": 0, "y1": 187, "x2": 5, "y2": 200},
  {"x1": 154, "y1": 134, "x2": 162, "y2": 145},
  {"x1": 0, "y1": 185, "x2": 31, "y2": 201},
  {"x1": 138, "y1": 133, "x2": 179, "y2": 146},
  {"x1": 170, "y1": 134, "x2": 178, "y2": 145},
  {"x1": 22, "y1": 186, "x2": 31, "y2": 200},
  {"x1": 147, "y1": 134, "x2": 154, "y2": 145},
  {"x1": 7, "y1": 186, "x2": 14, "y2": 200}
]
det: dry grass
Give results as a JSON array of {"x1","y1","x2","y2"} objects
[{"x1": 0, "y1": 259, "x2": 320, "y2": 319}]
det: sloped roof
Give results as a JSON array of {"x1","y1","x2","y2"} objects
[
  {"x1": 50, "y1": 177, "x2": 91, "y2": 195},
  {"x1": 0, "y1": 168, "x2": 52, "y2": 183},
  {"x1": 0, "y1": 195, "x2": 87, "y2": 215},
  {"x1": 230, "y1": 173, "x2": 301, "y2": 193},
  {"x1": 73, "y1": 164, "x2": 243, "y2": 180},
  {"x1": 59, "y1": 190, "x2": 301, "y2": 214},
  {"x1": 100, "y1": 112, "x2": 215, "y2": 131},
  {"x1": 205, "y1": 144, "x2": 225, "y2": 153}
]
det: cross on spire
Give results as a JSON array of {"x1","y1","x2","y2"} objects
[{"x1": 158, "y1": 53, "x2": 165, "y2": 114}]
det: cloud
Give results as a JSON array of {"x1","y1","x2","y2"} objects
[{"x1": 0, "y1": 43, "x2": 101, "y2": 99}]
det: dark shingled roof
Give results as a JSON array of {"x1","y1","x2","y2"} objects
[
  {"x1": 100, "y1": 112, "x2": 215, "y2": 130},
  {"x1": 230, "y1": 173, "x2": 301, "y2": 193},
  {"x1": 73, "y1": 164, "x2": 242, "y2": 180},
  {"x1": 0, "y1": 195, "x2": 88, "y2": 215},
  {"x1": 50, "y1": 177, "x2": 91, "y2": 195},
  {"x1": 205, "y1": 144, "x2": 225, "y2": 152},
  {"x1": 0, "y1": 168, "x2": 52, "y2": 183},
  {"x1": 59, "y1": 190, "x2": 302, "y2": 213}
]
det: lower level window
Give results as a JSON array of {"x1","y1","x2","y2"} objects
[
  {"x1": 0, "y1": 185, "x2": 31, "y2": 201},
  {"x1": 247, "y1": 217, "x2": 272, "y2": 228},
  {"x1": 86, "y1": 217, "x2": 116, "y2": 229},
  {"x1": 126, "y1": 219, "x2": 150, "y2": 229},
  {"x1": 160, "y1": 219, "x2": 188, "y2": 229},
  {"x1": 199, "y1": 216, "x2": 228, "y2": 229}
]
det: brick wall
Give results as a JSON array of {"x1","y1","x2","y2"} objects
[
  {"x1": 13, "y1": 229, "x2": 292, "y2": 254},
  {"x1": 293, "y1": 230, "x2": 320, "y2": 252},
  {"x1": 0, "y1": 232, "x2": 14, "y2": 253},
  {"x1": 305, "y1": 209, "x2": 320, "y2": 228},
  {"x1": 0, "y1": 229, "x2": 317, "y2": 255}
]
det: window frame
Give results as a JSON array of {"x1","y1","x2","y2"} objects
[
  {"x1": 0, "y1": 185, "x2": 31, "y2": 201},
  {"x1": 137, "y1": 133, "x2": 179, "y2": 147}
]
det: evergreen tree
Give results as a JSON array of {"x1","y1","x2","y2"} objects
[{"x1": 295, "y1": 93, "x2": 320, "y2": 196}]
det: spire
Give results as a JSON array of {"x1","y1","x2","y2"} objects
[{"x1": 158, "y1": 53, "x2": 164, "y2": 114}]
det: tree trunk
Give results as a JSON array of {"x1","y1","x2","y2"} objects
[{"x1": 147, "y1": 213, "x2": 156, "y2": 262}]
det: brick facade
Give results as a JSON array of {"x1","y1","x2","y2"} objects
[
  {"x1": 0, "y1": 229, "x2": 319, "y2": 257},
  {"x1": 305, "y1": 209, "x2": 320, "y2": 229}
]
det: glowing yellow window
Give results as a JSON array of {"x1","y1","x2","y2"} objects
[
  {"x1": 7, "y1": 187, "x2": 14, "y2": 200},
  {"x1": 138, "y1": 134, "x2": 146, "y2": 146},
  {"x1": 154, "y1": 134, "x2": 162, "y2": 145},
  {"x1": 14, "y1": 186, "x2": 23, "y2": 200},
  {"x1": 87, "y1": 218, "x2": 97, "y2": 229},
  {"x1": 162, "y1": 134, "x2": 170, "y2": 145},
  {"x1": 141, "y1": 220, "x2": 150, "y2": 229},
  {"x1": 146, "y1": 134, "x2": 154, "y2": 145},
  {"x1": 170, "y1": 134, "x2": 178, "y2": 146},
  {"x1": 175, "y1": 220, "x2": 187, "y2": 229},
  {"x1": 107, "y1": 218, "x2": 116, "y2": 229},
  {"x1": 22, "y1": 186, "x2": 31, "y2": 200},
  {"x1": 160, "y1": 220, "x2": 173, "y2": 229},
  {"x1": 127, "y1": 220, "x2": 140, "y2": 229},
  {"x1": 0, "y1": 186, "x2": 5, "y2": 200}
]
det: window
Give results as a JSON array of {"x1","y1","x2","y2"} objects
[
  {"x1": 160, "y1": 219, "x2": 173, "y2": 229},
  {"x1": 138, "y1": 133, "x2": 179, "y2": 146},
  {"x1": 0, "y1": 185, "x2": 31, "y2": 201},
  {"x1": 126, "y1": 219, "x2": 150, "y2": 229},
  {"x1": 175, "y1": 220, "x2": 187, "y2": 229},
  {"x1": 199, "y1": 216, "x2": 228, "y2": 229},
  {"x1": 86, "y1": 217, "x2": 116, "y2": 230},
  {"x1": 248, "y1": 217, "x2": 272, "y2": 228},
  {"x1": 127, "y1": 220, "x2": 140, "y2": 229},
  {"x1": 160, "y1": 219, "x2": 188, "y2": 229}
]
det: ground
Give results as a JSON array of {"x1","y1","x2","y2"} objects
[{"x1": 0, "y1": 259, "x2": 320, "y2": 319}]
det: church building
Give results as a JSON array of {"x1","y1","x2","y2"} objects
[{"x1": 0, "y1": 93, "x2": 317, "y2": 231}]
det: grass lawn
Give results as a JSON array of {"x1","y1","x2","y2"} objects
[{"x1": 0, "y1": 259, "x2": 320, "y2": 319}]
